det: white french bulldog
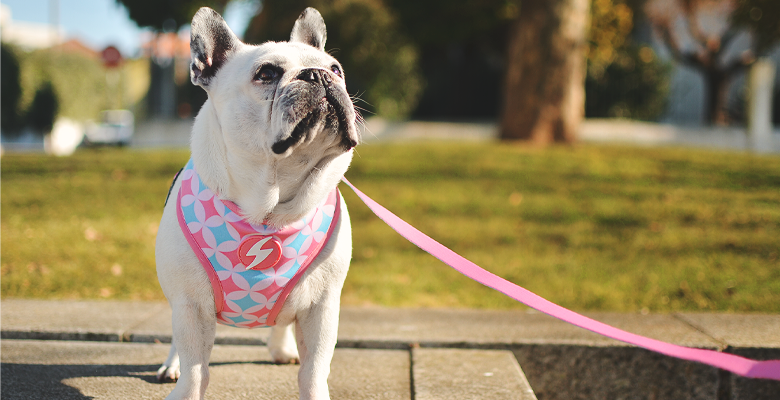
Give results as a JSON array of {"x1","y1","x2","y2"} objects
[{"x1": 154, "y1": 7, "x2": 359, "y2": 400}]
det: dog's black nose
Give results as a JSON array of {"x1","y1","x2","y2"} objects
[{"x1": 296, "y1": 68, "x2": 331, "y2": 86}]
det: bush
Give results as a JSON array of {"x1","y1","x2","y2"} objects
[
  {"x1": 19, "y1": 49, "x2": 107, "y2": 122},
  {"x1": 1, "y1": 44, "x2": 24, "y2": 135},
  {"x1": 774, "y1": 88, "x2": 780, "y2": 126},
  {"x1": 26, "y1": 81, "x2": 59, "y2": 133},
  {"x1": 586, "y1": 45, "x2": 671, "y2": 120},
  {"x1": 585, "y1": 0, "x2": 671, "y2": 121}
]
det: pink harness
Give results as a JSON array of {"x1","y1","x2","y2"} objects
[{"x1": 176, "y1": 159, "x2": 340, "y2": 328}]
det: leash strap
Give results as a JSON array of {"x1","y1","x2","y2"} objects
[{"x1": 341, "y1": 177, "x2": 780, "y2": 381}]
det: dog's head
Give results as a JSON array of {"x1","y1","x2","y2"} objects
[{"x1": 189, "y1": 7, "x2": 359, "y2": 158}]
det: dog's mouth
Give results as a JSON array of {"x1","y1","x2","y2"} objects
[
  {"x1": 271, "y1": 76, "x2": 359, "y2": 155},
  {"x1": 271, "y1": 108, "x2": 321, "y2": 155}
]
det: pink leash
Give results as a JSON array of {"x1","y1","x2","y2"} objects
[{"x1": 341, "y1": 177, "x2": 780, "y2": 381}]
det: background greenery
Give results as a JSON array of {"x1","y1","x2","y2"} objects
[
  {"x1": 244, "y1": 0, "x2": 423, "y2": 119},
  {"x1": 585, "y1": 0, "x2": 670, "y2": 120},
  {"x1": 2, "y1": 143, "x2": 778, "y2": 312},
  {"x1": 1, "y1": 44, "x2": 25, "y2": 133},
  {"x1": 0, "y1": 43, "x2": 150, "y2": 137},
  {"x1": 247, "y1": 0, "x2": 673, "y2": 121},
  {"x1": 114, "y1": 0, "x2": 674, "y2": 121}
]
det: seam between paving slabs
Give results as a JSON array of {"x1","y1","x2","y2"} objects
[
  {"x1": 409, "y1": 346, "x2": 417, "y2": 400},
  {"x1": 671, "y1": 313, "x2": 729, "y2": 351},
  {"x1": 121, "y1": 303, "x2": 170, "y2": 342},
  {"x1": 672, "y1": 313, "x2": 735, "y2": 400}
]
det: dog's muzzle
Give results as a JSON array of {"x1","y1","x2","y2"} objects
[{"x1": 272, "y1": 68, "x2": 359, "y2": 155}]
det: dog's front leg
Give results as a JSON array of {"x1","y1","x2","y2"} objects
[
  {"x1": 295, "y1": 294, "x2": 341, "y2": 400},
  {"x1": 165, "y1": 301, "x2": 216, "y2": 400}
]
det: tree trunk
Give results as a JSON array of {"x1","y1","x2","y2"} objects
[
  {"x1": 704, "y1": 68, "x2": 731, "y2": 125},
  {"x1": 500, "y1": 0, "x2": 590, "y2": 143}
]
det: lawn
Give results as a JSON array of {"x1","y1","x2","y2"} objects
[{"x1": 2, "y1": 143, "x2": 779, "y2": 313}]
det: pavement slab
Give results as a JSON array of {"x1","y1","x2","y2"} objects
[
  {"x1": 674, "y1": 313, "x2": 780, "y2": 348},
  {"x1": 330, "y1": 349, "x2": 411, "y2": 400},
  {"x1": 338, "y1": 307, "x2": 720, "y2": 348},
  {"x1": 1, "y1": 340, "x2": 410, "y2": 400},
  {"x1": 2, "y1": 340, "x2": 178, "y2": 400},
  {"x1": 413, "y1": 348, "x2": 536, "y2": 400},
  {"x1": 1, "y1": 299, "x2": 168, "y2": 342}
]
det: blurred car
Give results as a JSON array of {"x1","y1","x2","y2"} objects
[{"x1": 84, "y1": 110, "x2": 134, "y2": 146}]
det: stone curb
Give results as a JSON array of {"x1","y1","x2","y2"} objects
[
  {"x1": 3, "y1": 299, "x2": 780, "y2": 399},
  {"x1": 3, "y1": 299, "x2": 780, "y2": 350}
]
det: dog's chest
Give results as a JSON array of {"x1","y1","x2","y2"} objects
[{"x1": 176, "y1": 159, "x2": 341, "y2": 328}]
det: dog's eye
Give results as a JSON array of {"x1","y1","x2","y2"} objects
[
  {"x1": 255, "y1": 66, "x2": 280, "y2": 82},
  {"x1": 330, "y1": 65, "x2": 343, "y2": 78}
]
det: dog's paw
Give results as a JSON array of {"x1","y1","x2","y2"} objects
[
  {"x1": 269, "y1": 345, "x2": 300, "y2": 364},
  {"x1": 268, "y1": 323, "x2": 300, "y2": 364},
  {"x1": 156, "y1": 363, "x2": 181, "y2": 383}
]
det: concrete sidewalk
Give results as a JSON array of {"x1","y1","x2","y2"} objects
[{"x1": 2, "y1": 299, "x2": 780, "y2": 399}]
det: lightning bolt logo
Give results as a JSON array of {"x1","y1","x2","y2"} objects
[{"x1": 245, "y1": 237, "x2": 274, "y2": 270}]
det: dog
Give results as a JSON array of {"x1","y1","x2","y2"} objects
[{"x1": 154, "y1": 7, "x2": 359, "y2": 400}]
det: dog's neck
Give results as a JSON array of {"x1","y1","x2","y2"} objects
[{"x1": 190, "y1": 100, "x2": 351, "y2": 228}]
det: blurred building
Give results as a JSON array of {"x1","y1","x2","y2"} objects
[
  {"x1": 53, "y1": 38, "x2": 101, "y2": 58},
  {"x1": 639, "y1": 1, "x2": 780, "y2": 126},
  {"x1": 0, "y1": 4, "x2": 62, "y2": 49},
  {"x1": 651, "y1": 35, "x2": 780, "y2": 126},
  {"x1": 141, "y1": 30, "x2": 196, "y2": 120}
]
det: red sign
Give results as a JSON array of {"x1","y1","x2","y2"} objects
[{"x1": 101, "y1": 46, "x2": 122, "y2": 68}]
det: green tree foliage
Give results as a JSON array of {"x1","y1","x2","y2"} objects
[
  {"x1": 732, "y1": 0, "x2": 780, "y2": 55},
  {"x1": 586, "y1": 46, "x2": 671, "y2": 120},
  {"x1": 385, "y1": 0, "x2": 514, "y2": 119},
  {"x1": 114, "y1": 0, "x2": 230, "y2": 29},
  {"x1": 19, "y1": 49, "x2": 108, "y2": 121},
  {"x1": 586, "y1": 0, "x2": 671, "y2": 120},
  {"x1": 245, "y1": 0, "x2": 516, "y2": 119},
  {"x1": 116, "y1": 0, "x2": 673, "y2": 121},
  {"x1": 383, "y1": 0, "x2": 515, "y2": 46},
  {"x1": 26, "y1": 81, "x2": 59, "y2": 133},
  {"x1": 244, "y1": 0, "x2": 423, "y2": 119},
  {"x1": 1, "y1": 44, "x2": 24, "y2": 135}
]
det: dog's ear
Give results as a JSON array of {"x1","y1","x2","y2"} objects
[
  {"x1": 190, "y1": 7, "x2": 240, "y2": 87},
  {"x1": 290, "y1": 8, "x2": 327, "y2": 51}
]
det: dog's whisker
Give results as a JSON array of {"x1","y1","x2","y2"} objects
[{"x1": 276, "y1": 92, "x2": 293, "y2": 104}]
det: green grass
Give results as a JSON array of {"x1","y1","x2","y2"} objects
[
  {"x1": 1, "y1": 148, "x2": 190, "y2": 300},
  {"x1": 2, "y1": 143, "x2": 779, "y2": 312}
]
